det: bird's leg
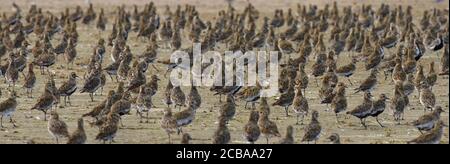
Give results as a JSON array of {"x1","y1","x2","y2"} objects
[
  {"x1": 417, "y1": 90, "x2": 421, "y2": 100},
  {"x1": 245, "y1": 102, "x2": 248, "y2": 109},
  {"x1": 376, "y1": 117, "x2": 384, "y2": 128},
  {"x1": 347, "y1": 77, "x2": 353, "y2": 86},
  {"x1": 9, "y1": 116, "x2": 16, "y2": 128},
  {"x1": 164, "y1": 69, "x2": 170, "y2": 78},
  {"x1": 138, "y1": 111, "x2": 143, "y2": 123},
  {"x1": 44, "y1": 111, "x2": 47, "y2": 121},
  {"x1": 296, "y1": 115, "x2": 299, "y2": 125},
  {"x1": 56, "y1": 137, "x2": 59, "y2": 144},
  {"x1": 315, "y1": 77, "x2": 319, "y2": 87},
  {"x1": 266, "y1": 137, "x2": 269, "y2": 144},
  {"x1": 360, "y1": 118, "x2": 367, "y2": 129},
  {"x1": 90, "y1": 93, "x2": 94, "y2": 102},
  {"x1": 335, "y1": 113, "x2": 340, "y2": 123},
  {"x1": 300, "y1": 115, "x2": 305, "y2": 125},
  {"x1": 0, "y1": 115, "x2": 3, "y2": 128},
  {"x1": 146, "y1": 111, "x2": 149, "y2": 123},
  {"x1": 285, "y1": 106, "x2": 289, "y2": 117},
  {"x1": 64, "y1": 96, "x2": 67, "y2": 106},
  {"x1": 168, "y1": 133, "x2": 172, "y2": 144},
  {"x1": 151, "y1": 64, "x2": 160, "y2": 71}
]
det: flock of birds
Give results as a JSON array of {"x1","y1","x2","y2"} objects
[{"x1": 0, "y1": 1, "x2": 448, "y2": 144}]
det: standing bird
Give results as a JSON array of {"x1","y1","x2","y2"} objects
[
  {"x1": 354, "y1": 69, "x2": 378, "y2": 94},
  {"x1": 391, "y1": 82, "x2": 407, "y2": 124},
  {"x1": 370, "y1": 94, "x2": 389, "y2": 127},
  {"x1": 173, "y1": 105, "x2": 196, "y2": 135},
  {"x1": 134, "y1": 86, "x2": 153, "y2": 123},
  {"x1": 336, "y1": 58, "x2": 357, "y2": 85},
  {"x1": 80, "y1": 67, "x2": 102, "y2": 102},
  {"x1": 331, "y1": 82, "x2": 347, "y2": 122},
  {"x1": 171, "y1": 85, "x2": 186, "y2": 110},
  {"x1": 403, "y1": 75, "x2": 416, "y2": 97},
  {"x1": 5, "y1": 57, "x2": 19, "y2": 91},
  {"x1": 212, "y1": 116, "x2": 231, "y2": 144},
  {"x1": 412, "y1": 106, "x2": 445, "y2": 134},
  {"x1": 95, "y1": 112, "x2": 120, "y2": 144},
  {"x1": 58, "y1": 72, "x2": 78, "y2": 106},
  {"x1": 419, "y1": 81, "x2": 436, "y2": 112},
  {"x1": 64, "y1": 39, "x2": 77, "y2": 69},
  {"x1": 164, "y1": 80, "x2": 173, "y2": 108},
  {"x1": 292, "y1": 83, "x2": 309, "y2": 125},
  {"x1": 347, "y1": 92, "x2": 373, "y2": 129},
  {"x1": 126, "y1": 65, "x2": 147, "y2": 92},
  {"x1": 0, "y1": 91, "x2": 18, "y2": 128},
  {"x1": 278, "y1": 125, "x2": 294, "y2": 144},
  {"x1": 186, "y1": 85, "x2": 201, "y2": 110},
  {"x1": 31, "y1": 87, "x2": 58, "y2": 121},
  {"x1": 23, "y1": 63, "x2": 36, "y2": 98},
  {"x1": 244, "y1": 110, "x2": 260, "y2": 144},
  {"x1": 415, "y1": 64, "x2": 426, "y2": 97},
  {"x1": 301, "y1": 110, "x2": 321, "y2": 144},
  {"x1": 219, "y1": 94, "x2": 236, "y2": 123},
  {"x1": 160, "y1": 108, "x2": 177, "y2": 144},
  {"x1": 408, "y1": 121, "x2": 447, "y2": 144},
  {"x1": 273, "y1": 82, "x2": 295, "y2": 117},
  {"x1": 277, "y1": 34, "x2": 295, "y2": 61},
  {"x1": 258, "y1": 98, "x2": 281, "y2": 144},
  {"x1": 67, "y1": 118, "x2": 87, "y2": 144},
  {"x1": 426, "y1": 61, "x2": 437, "y2": 91},
  {"x1": 47, "y1": 111, "x2": 69, "y2": 144},
  {"x1": 103, "y1": 61, "x2": 120, "y2": 82},
  {"x1": 392, "y1": 58, "x2": 406, "y2": 84},
  {"x1": 238, "y1": 83, "x2": 261, "y2": 109},
  {"x1": 110, "y1": 92, "x2": 132, "y2": 126}
]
